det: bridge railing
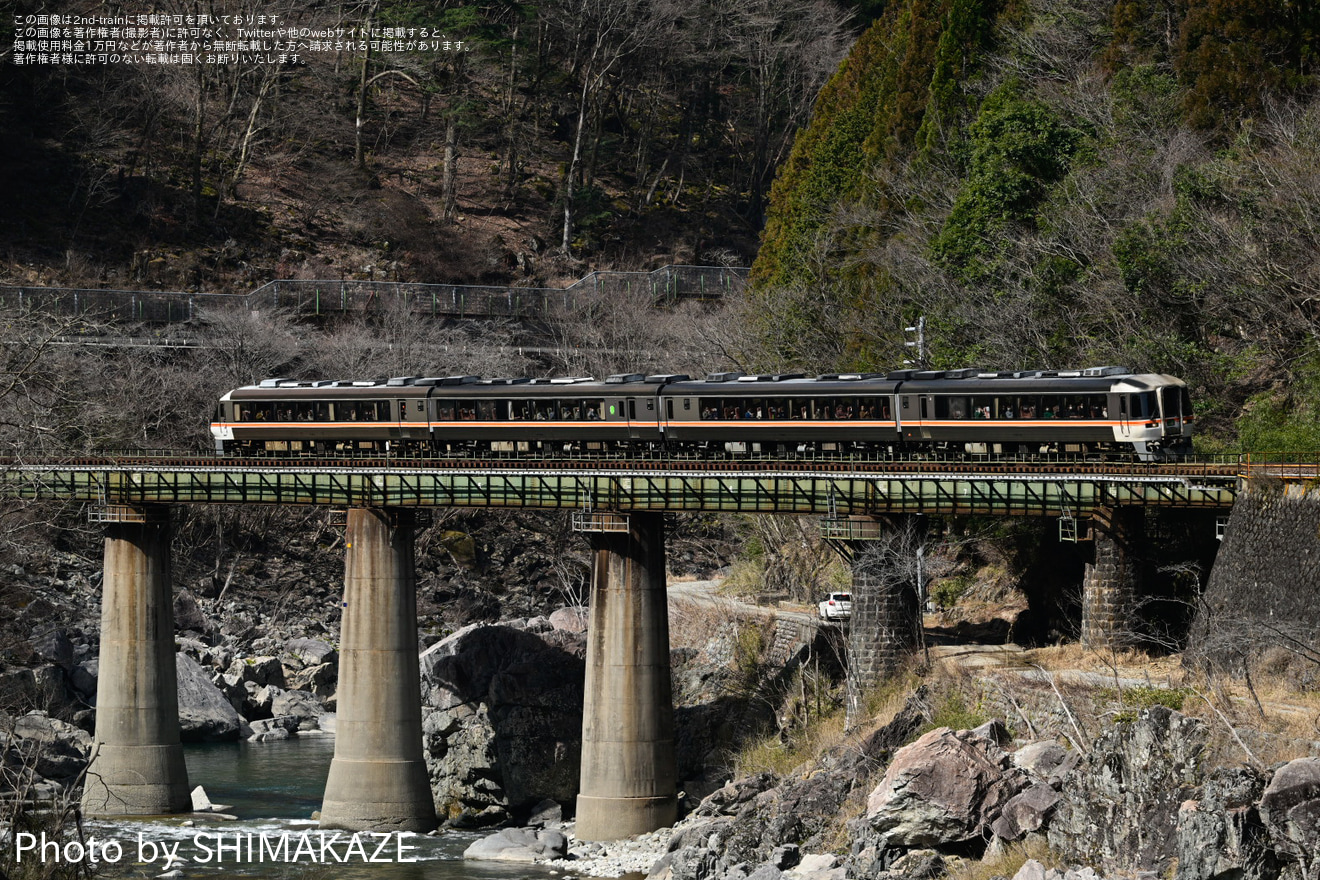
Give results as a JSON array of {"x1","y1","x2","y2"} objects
[
  {"x1": 0, "y1": 265, "x2": 749, "y2": 326},
  {"x1": 1235, "y1": 452, "x2": 1320, "y2": 478}
]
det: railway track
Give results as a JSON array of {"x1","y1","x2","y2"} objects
[{"x1": 0, "y1": 452, "x2": 1252, "y2": 479}]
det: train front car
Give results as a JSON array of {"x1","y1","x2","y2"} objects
[
  {"x1": 1110, "y1": 373, "x2": 1194, "y2": 460},
  {"x1": 212, "y1": 378, "x2": 430, "y2": 455},
  {"x1": 891, "y1": 367, "x2": 1194, "y2": 460}
]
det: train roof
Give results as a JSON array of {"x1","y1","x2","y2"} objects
[
  {"x1": 894, "y1": 369, "x2": 1185, "y2": 394},
  {"x1": 227, "y1": 368, "x2": 1185, "y2": 400}
]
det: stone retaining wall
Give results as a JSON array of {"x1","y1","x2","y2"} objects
[{"x1": 1189, "y1": 478, "x2": 1320, "y2": 672}]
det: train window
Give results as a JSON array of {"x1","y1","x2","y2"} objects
[
  {"x1": 683, "y1": 399, "x2": 692, "y2": 411},
  {"x1": 937, "y1": 397, "x2": 968, "y2": 419},
  {"x1": 239, "y1": 403, "x2": 275, "y2": 421},
  {"x1": 477, "y1": 401, "x2": 495, "y2": 420},
  {"x1": 291, "y1": 402, "x2": 331, "y2": 421},
  {"x1": 970, "y1": 397, "x2": 995, "y2": 419}
]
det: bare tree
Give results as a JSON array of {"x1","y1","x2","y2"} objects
[{"x1": 542, "y1": 0, "x2": 675, "y2": 251}]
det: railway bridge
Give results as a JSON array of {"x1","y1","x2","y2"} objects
[{"x1": 0, "y1": 453, "x2": 1272, "y2": 839}]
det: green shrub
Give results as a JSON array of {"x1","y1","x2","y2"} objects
[
  {"x1": 918, "y1": 690, "x2": 987, "y2": 736},
  {"x1": 1102, "y1": 685, "x2": 1192, "y2": 723},
  {"x1": 930, "y1": 574, "x2": 973, "y2": 609}
]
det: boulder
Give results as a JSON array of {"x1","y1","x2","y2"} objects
[
  {"x1": 990, "y1": 783, "x2": 1060, "y2": 841},
  {"x1": 289, "y1": 662, "x2": 337, "y2": 699},
  {"x1": 865, "y1": 726, "x2": 1030, "y2": 846},
  {"x1": 248, "y1": 716, "x2": 299, "y2": 742},
  {"x1": 70, "y1": 659, "x2": 98, "y2": 700},
  {"x1": 420, "y1": 622, "x2": 585, "y2": 818},
  {"x1": 462, "y1": 827, "x2": 568, "y2": 862},
  {"x1": 173, "y1": 589, "x2": 210, "y2": 635},
  {"x1": 549, "y1": 606, "x2": 588, "y2": 633},
  {"x1": 718, "y1": 766, "x2": 859, "y2": 866},
  {"x1": 0, "y1": 665, "x2": 73, "y2": 713},
  {"x1": 227, "y1": 656, "x2": 286, "y2": 689},
  {"x1": 1257, "y1": 757, "x2": 1320, "y2": 872},
  {"x1": 191, "y1": 785, "x2": 214, "y2": 811},
  {"x1": 29, "y1": 628, "x2": 75, "y2": 670},
  {"x1": 176, "y1": 652, "x2": 241, "y2": 741},
  {"x1": 1012, "y1": 740, "x2": 1078, "y2": 783},
  {"x1": 284, "y1": 638, "x2": 338, "y2": 668},
  {"x1": 13, "y1": 711, "x2": 91, "y2": 781},
  {"x1": 526, "y1": 797, "x2": 562, "y2": 826},
  {"x1": 1175, "y1": 766, "x2": 1278, "y2": 880},
  {"x1": 1047, "y1": 707, "x2": 1205, "y2": 873},
  {"x1": 270, "y1": 689, "x2": 325, "y2": 730}
]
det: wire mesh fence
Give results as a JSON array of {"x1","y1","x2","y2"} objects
[{"x1": 0, "y1": 265, "x2": 748, "y2": 325}]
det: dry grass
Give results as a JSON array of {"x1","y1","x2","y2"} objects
[
  {"x1": 944, "y1": 838, "x2": 1060, "y2": 880},
  {"x1": 1020, "y1": 643, "x2": 1184, "y2": 683},
  {"x1": 734, "y1": 709, "x2": 849, "y2": 778}
]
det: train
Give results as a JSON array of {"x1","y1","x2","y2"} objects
[{"x1": 211, "y1": 366, "x2": 1194, "y2": 461}]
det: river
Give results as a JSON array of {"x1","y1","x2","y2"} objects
[{"x1": 59, "y1": 736, "x2": 560, "y2": 880}]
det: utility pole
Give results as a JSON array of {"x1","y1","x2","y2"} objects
[{"x1": 903, "y1": 316, "x2": 926, "y2": 368}]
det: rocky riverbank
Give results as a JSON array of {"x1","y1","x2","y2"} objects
[{"x1": 464, "y1": 698, "x2": 1320, "y2": 880}]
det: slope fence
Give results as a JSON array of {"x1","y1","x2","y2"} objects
[{"x1": 0, "y1": 265, "x2": 748, "y2": 325}]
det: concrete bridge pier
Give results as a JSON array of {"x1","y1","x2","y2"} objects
[
  {"x1": 83, "y1": 505, "x2": 191, "y2": 816},
  {"x1": 1081, "y1": 506, "x2": 1144, "y2": 649},
  {"x1": 320, "y1": 508, "x2": 437, "y2": 832},
  {"x1": 575, "y1": 511, "x2": 677, "y2": 841}
]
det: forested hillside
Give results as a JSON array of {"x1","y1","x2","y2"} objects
[
  {"x1": 748, "y1": 0, "x2": 1320, "y2": 446},
  {"x1": 0, "y1": 0, "x2": 855, "y2": 289}
]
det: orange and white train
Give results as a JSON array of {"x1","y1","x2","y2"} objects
[{"x1": 212, "y1": 366, "x2": 1194, "y2": 460}]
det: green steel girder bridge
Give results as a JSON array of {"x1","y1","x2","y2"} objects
[
  {"x1": 35, "y1": 450, "x2": 1288, "y2": 839},
  {"x1": 0, "y1": 454, "x2": 1246, "y2": 518}
]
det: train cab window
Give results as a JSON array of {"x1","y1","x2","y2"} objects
[{"x1": 1129, "y1": 392, "x2": 1157, "y2": 420}]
